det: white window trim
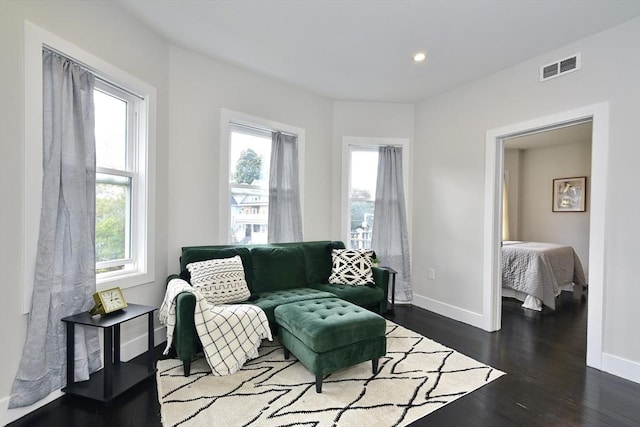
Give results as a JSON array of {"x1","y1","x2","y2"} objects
[
  {"x1": 94, "y1": 79, "x2": 139, "y2": 273},
  {"x1": 22, "y1": 21, "x2": 156, "y2": 313},
  {"x1": 341, "y1": 136, "x2": 411, "y2": 247},
  {"x1": 219, "y1": 109, "x2": 305, "y2": 243}
]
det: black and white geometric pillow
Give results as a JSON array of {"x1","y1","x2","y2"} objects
[
  {"x1": 328, "y1": 249, "x2": 375, "y2": 286},
  {"x1": 186, "y1": 255, "x2": 251, "y2": 305}
]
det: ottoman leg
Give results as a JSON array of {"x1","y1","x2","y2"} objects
[
  {"x1": 372, "y1": 358, "x2": 379, "y2": 374},
  {"x1": 316, "y1": 373, "x2": 323, "y2": 393}
]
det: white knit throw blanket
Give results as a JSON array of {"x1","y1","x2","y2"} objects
[{"x1": 159, "y1": 278, "x2": 272, "y2": 375}]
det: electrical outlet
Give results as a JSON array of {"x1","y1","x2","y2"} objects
[{"x1": 428, "y1": 268, "x2": 436, "y2": 280}]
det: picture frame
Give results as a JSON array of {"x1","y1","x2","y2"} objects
[{"x1": 552, "y1": 176, "x2": 586, "y2": 212}]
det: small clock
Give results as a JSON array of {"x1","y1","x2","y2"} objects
[{"x1": 90, "y1": 287, "x2": 128, "y2": 315}]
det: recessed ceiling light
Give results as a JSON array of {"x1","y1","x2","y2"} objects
[{"x1": 413, "y1": 52, "x2": 426, "y2": 62}]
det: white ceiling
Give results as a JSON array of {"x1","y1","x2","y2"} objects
[{"x1": 118, "y1": 0, "x2": 640, "y2": 103}]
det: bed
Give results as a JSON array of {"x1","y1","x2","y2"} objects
[{"x1": 501, "y1": 241, "x2": 587, "y2": 311}]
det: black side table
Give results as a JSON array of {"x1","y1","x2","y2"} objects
[
  {"x1": 61, "y1": 303, "x2": 156, "y2": 402},
  {"x1": 380, "y1": 266, "x2": 397, "y2": 312}
]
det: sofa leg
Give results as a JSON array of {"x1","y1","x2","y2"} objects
[
  {"x1": 372, "y1": 358, "x2": 379, "y2": 374},
  {"x1": 183, "y1": 359, "x2": 191, "y2": 377},
  {"x1": 283, "y1": 347, "x2": 290, "y2": 360},
  {"x1": 315, "y1": 374, "x2": 323, "y2": 393}
]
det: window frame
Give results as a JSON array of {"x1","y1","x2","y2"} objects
[
  {"x1": 341, "y1": 136, "x2": 411, "y2": 249},
  {"x1": 94, "y1": 80, "x2": 139, "y2": 274},
  {"x1": 219, "y1": 109, "x2": 305, "y2": 244},
  {"x1": 22, "y1": 21, "x2": 156, "y2": 313}
]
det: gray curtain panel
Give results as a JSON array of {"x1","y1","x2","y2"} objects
[
  {"x1": 9, "y1": 50, "x2": 101, "y2": 408},
  {"x1": 371, "y1": 146, "x2": 412, "y2": 302},
  {"x1": 268, "y1": 132, "x2": 303, "y2": 243}
]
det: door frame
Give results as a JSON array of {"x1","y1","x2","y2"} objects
[{"x1": 483, "y1": 102, "x2": 609, "y2": 370}]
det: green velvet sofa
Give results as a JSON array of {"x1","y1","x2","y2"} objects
[{"x1": 166, "y1": 240, "x2": 389, "y2": 375}]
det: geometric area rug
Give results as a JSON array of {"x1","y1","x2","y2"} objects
[{"x1": 157, "y1": 321, "x2": 504, "y2": 427}]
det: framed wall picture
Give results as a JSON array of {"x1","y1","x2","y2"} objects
[{"x1": 552, "y1": 176, "x2": 586, "y2": 212}]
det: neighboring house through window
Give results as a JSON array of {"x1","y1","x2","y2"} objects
[
  {"x1": 348, "y1": 147, "x2": 378, "y2": 249},
  {"x1": 228, "y1": 123, "x2": 271, "y2": 244}
]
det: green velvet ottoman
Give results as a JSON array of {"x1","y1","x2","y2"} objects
[{"x1": 274, "y1": 298, "x2": 387, "y2": 393}]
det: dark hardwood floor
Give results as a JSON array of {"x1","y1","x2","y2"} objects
[{"x1": 8, "y1": 291, "x2": 640, "y2": 426}]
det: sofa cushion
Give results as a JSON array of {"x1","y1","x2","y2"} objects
[
  {"x1": 328, "y1": 248, "x2": 375, "y2": 286},
  {"x1": 251, "y1": 246, "x2": 306, "y2": 293},
  {"x1": 299, "y1": 241, "x2": 345, "y2": 284},
  {"x1": 181, "y1": 246, "x2": 253, "y2": 289},
  {"x1": 249, "y1": 288, "x2": 336, "y2": 324},
  {"x1": 308, "y1": 283, "x2": 384, "y2": 308},
  {"x1": 186, "y1": 255, "x2": 251, "y2": 305}
]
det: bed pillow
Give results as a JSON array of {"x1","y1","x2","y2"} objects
[
  {"x1": 328, "y1": 248, "x2": 375, "y2": 286},
  {"x1": 186, "y1": 255, "x2": 251, "y2": 305}
]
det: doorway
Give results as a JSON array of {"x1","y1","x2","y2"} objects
[
  {"x1": 483, "y1": 102, "x2": 609, "y2": 370},
  {"x1": 501, "y1": 122, "x2": 592, "y2": 308}
]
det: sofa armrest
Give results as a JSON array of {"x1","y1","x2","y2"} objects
[
  {"x1": 172, "y1": 292, "x2": 200, "y2": 371},
  {"x1": 166, "y1": 273, "x2": 180, "y2": 285},
  {"x1": 372, "y1": 266, "x2": 389, "y2": 313}
]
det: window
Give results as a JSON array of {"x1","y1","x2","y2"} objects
[
  {"x1": 220, "y1": 109, "x2": 305, "y2": 245},
  {"x1": 23, "y1": 22, "x2": 156, "y2": 313},
  {"x1": 94, "y1": 81, "x2": 141, "y2": 276},
  {"x1": 91, "y1": 75, "x2": 152, "y2": 287},
  {"x1": 348, "y1": 147, "x2": 378, "y2": 249},
  {"x1": 228, "y1": 124, "x2": 271, "y2": 244}
]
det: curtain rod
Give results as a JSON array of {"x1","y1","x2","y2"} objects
[
  {"x1": 42, "y1": 46, "x2": 144, "y2": 101},
  {"x1": 348, "y1": 144, "x2": 404, "y2": 149},
  {"x1": 230, "y1": 121, "x2": 297, "y2": 138}
]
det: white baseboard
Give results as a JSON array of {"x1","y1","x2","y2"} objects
[
  {"x1": 602, "y1": 352, "x2": 640, "y2": 384},
  {"x1": 0, "y1": 325, "x2": 166, "y2": 426},
  {"x1": 411, "y1": 293, "x2": 485, "y2": 330}
]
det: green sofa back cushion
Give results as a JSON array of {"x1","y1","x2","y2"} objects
[
  {"x1": 299, "y1": 240, "x2": 345, "y2": 284},
  {"x1": 251, "y1": 246, "x2": 306, "y2": 293},
  {"x1": 180, "y1": 246, "x2": 253, "y2": 289}
]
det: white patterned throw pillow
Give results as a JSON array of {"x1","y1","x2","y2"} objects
[
  {"x1": 186, "y1": 255, "x2": 251, "y2": 305},
  {"x1": 328, "y1": 248, "x2": 375, "y2": 286}
]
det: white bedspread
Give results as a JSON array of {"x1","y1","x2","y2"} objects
[
  {"x1": 501, "y1": 241, "x2": 587, "y2": 310},
  {"x1": 159, "y1": 278, "x2": 272, "y2": 375}
]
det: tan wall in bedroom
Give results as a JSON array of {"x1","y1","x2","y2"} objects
[
  {"x1": 504, "y1": 149, "x2": 522, "y2": 241},
  {"x1": 519, "y1": 141, "x2": 592, "y2": 276}
]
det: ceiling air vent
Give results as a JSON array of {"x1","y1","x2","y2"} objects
[{"x1": 539, "y1": 53, "x2": 581, "y2": 82}]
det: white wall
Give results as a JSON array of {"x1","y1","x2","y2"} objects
[
  {"x1": 519, "y1": 142, "x2": 592, "y2": 275},
  {"x1": 0, "y1": 1, "x2": 169, "y2": 423},
  {"x1": 167, "y1": 46, "x2": 335, "y2": 271},
  {"x1": 413, "y1": 17, "x2": 640, "y2": 372},
  {"x1": 331, "y1": 101, "x2": 415, "y2": 238}
]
